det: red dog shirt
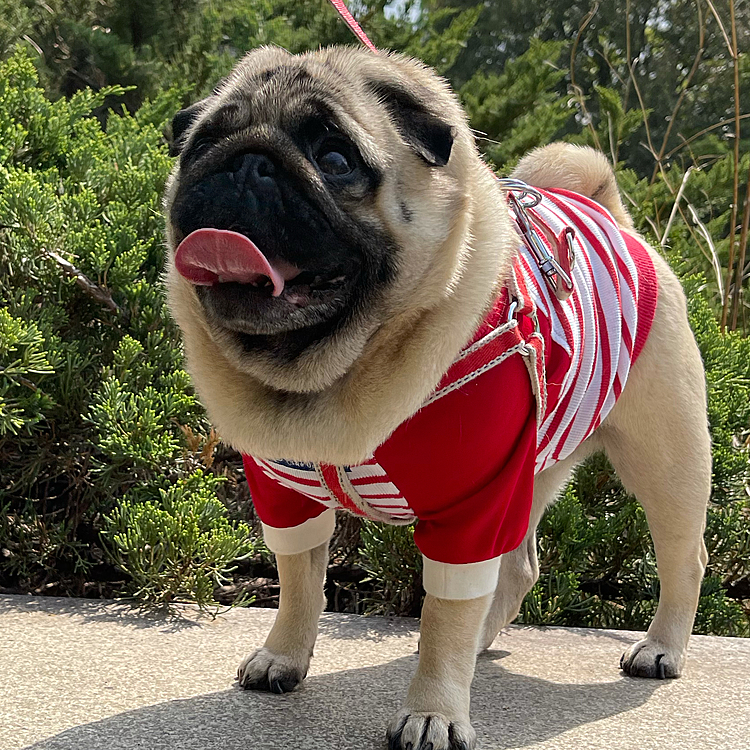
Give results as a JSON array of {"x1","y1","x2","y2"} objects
[{"x1": 242, "y1": 186, "x2": 658, "y2": 599}]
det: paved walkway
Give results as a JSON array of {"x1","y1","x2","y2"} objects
[{"x1": 2, "y1": 594, "x2": 749, "y2": 750}]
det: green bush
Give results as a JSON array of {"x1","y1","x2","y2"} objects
[
  {"x1": 359, "y1": 523, "x2": 423, "y2": 616},
  {"x1": 102, "y1": 470, "x2": 258, "y2": 606},
  {"x1": 0, "y1": 49, "x2": 251, "y2": 606}
]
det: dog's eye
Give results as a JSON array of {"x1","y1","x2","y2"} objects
[
  {"x1": 316, "y1": 147, "x2": 352, "y2": 176},
  {"x1": 312, "y1": 134, "x2": 358, "y2": 178},
  {"x1": 183, "y1": 134, "x2": 217, "y2": 165}
]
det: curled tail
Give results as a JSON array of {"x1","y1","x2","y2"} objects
[{"x1": 512, "y1": 143, "x2": 634, "y2": 230}]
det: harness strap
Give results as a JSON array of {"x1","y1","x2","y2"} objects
[{"x1": 316, "y1": 463, "x2": 369, "y2": 516}]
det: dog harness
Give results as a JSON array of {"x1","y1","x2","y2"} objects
[{"x1": 242, "y1": 186, "x2": 658, "y2": 599}]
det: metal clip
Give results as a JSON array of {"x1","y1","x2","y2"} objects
[{"x1": 497, "y1": 178, "x2": 575, "y2": 301}]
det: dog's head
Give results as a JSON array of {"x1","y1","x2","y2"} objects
[{"x1": 164, "y1": 46, "x2": 480, "y2": 393}]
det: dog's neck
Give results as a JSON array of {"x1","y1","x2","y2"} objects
[{"x1": 180, "y1": 165, "x2": 517, "y2": 464}]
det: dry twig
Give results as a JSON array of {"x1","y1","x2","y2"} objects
[
  {"x1": 721, "y1": 0, "x2": 741, "y2": 331},
  {"x1": 687, "y1": 203, "x2": 725, "y2": 301},
  {"x1": 44, "y1": 249, "x2": 122, "y2": 316},
  {"x1": 661, "y1": 167, "x2": 695, "y2": 247},
  {"x1": 569, "y1": 3, "x2": 601, "y2": 151},
  {"x1": 665, "y1": 114, "x2": 750, "y2": 160}
]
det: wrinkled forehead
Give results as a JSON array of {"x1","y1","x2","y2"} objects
[{"x1": 207, "y1": 54, "x2": 385, "y2": 157}]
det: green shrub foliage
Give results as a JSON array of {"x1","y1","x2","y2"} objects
[
  {"x1": 102, "y1": 470, "x2": 258, "y2": 605},
  {"x1": 359, "y1": 522, "x2": 423, "y2": 616},
  {"x1": 0, "y1": 50, "x2": 248, "y2": 606},
  {"x1": 0, "y1": 0, "x2": 748, "y2": 634}
]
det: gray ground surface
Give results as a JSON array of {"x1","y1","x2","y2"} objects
[{"x1": 2, "y1": 594, "x2": 749, "y2": 750}]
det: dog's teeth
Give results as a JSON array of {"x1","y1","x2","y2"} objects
[{"x1": 330, "y1": 276, "x2": 346, "y2": 284}]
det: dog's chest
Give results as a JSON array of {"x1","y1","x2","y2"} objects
[{"x1": 246, "y1": 188, "x2": 658, "y2": 525}]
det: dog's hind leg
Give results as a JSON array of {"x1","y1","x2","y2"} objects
[
  {"x1": 478, "y1": 444, "x2": 600, "y2": 651},
  {"x1": 237, "y1": 541, "x2": 328, "y2": 692},
  {"x1": 478, "y1": 529, "x2": 540, "y2": 651},
  {"x1": 601, "y1": 253, "x2": 710, "y2": 678}
]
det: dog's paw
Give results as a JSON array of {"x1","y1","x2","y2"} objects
[
  {"x1": 236, "y1": 647, "x2": 308, "y2": 693},
  {"x1": 620, "y1": 638, "x2": 684, "y2": 679},
  {"x1": 386, "y1": 709, "x2": 476, "y2": 750}
]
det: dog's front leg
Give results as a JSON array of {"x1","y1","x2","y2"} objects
[
  {"x1": 237, "y1": 541, "x2": 328, "y2": 693},
  {"x1": 387, "y1": 593, "x2": 492, "y2": 750}
]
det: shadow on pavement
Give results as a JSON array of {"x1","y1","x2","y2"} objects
[{"x1": 23, "y1": 652, "x2": 662, "y2": 750}]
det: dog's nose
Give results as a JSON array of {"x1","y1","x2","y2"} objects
[{"x1": 228, "y1": 152, "x2": 276, "y2": 185}]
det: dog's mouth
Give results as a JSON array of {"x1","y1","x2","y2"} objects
[
  {"x1": 175, "y1": 228, "x2": 299, "y2": 295},
  {"x1": 174, "y1": 227, "x2": 356, "y2": 335}
]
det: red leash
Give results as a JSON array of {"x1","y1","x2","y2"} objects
[{"x1": 327, "y1": 0, "x2": 378, "y2": 52}]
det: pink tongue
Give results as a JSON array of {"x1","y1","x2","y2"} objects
[{"x1": 174, "y1": 228, "x2": 299, "y2": 297}]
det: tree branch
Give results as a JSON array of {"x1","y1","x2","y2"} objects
[
  {"x1": 721, "y1": 0, "x2": 741, "y2": 331},
  {"x1": 44, "y1": 249, "x2": 122, "y2": 316}
]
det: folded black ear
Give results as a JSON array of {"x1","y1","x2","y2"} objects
[
  {"x1": 368, "y1": 82, "x2": 455, "y2": 167},
  {"x1": 168, "y1": 98, "x2": 212, "y2": 157}
]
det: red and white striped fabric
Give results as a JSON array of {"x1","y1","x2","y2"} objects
[
  {"x1": 512, "y1": 188, "x2": 656, "y2": 472},
  {"x1": 242, "y1": 185, "x2": 658, "y2": 600},
  {"x1": 254, "y1": 457, "x2": 416, "y2": 523}
]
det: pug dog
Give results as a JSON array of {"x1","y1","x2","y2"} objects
[{"x1": 164, "y1": 46, "x2": 710, "y2": 750}]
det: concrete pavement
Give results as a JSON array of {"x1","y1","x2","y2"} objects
[{"x1": 1, "y1": 594, "x2": 749, "y2": 750}]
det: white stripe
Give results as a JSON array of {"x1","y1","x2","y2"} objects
[
  {"x1": 353, "y1": 482, "x2": 404, "y2": 496},
  {"x1": 526, "y1": 233, "x2": 588, "y2": 455},
  {"x1": 366, "y1": 499, "x2": 411, "y2": 509},
  {"x1": 258, "y1": 464, "x2": 332, "y2": 500},
  {"x1": 528, "y1": 190, "x2": 644, "y2": 471},
  {"x1": 559, "y1": 200, "x2": 624, "y2": 456},
  {"x1": 346, "y1": 463, "x2": 387, "y2": 479},
  {"x1": 557, "y1": 203, "x2": 617, "y2": 454},
  {"x1": 567, "y1": 199, "x2": 641, "y2": 408},
  {"x1": 537, "y1": 206, "x2": 602, "y2": 464},
  {"x1": 567, "y1": 195, "x2": 640, "y2": 353},
  {"x1": 261, "y1": 459, "x2": 319, "y2": 480}
]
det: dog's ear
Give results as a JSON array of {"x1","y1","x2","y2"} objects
[
  {"x1": 168, "y1": 98, "x2": 212, "y2": 157},
  {"x1": 368, "y1": 81, "x2": 455, "y2": 167}
]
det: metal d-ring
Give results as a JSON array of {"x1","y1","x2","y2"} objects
[
  {"x1": 506, "y1": 297, "x2": 518, "y2": 323},
  {"x1": 496, "y1": 178, "x2": 542, "y2": 208}
]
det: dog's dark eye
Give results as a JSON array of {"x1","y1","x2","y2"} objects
[
  {"x1": 312, "y1": 134, "x2": 357, "y2": 178},
  {"x1": 183, "y1": 134, "x2": 218, "y2": 165},
  {"x1": 317, "y1": 148, "x2": 352, "y2": 175}
]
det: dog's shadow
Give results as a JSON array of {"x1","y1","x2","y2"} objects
[{"x1": 25, "y1": 646, "x2": 662, "y2": 750}]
